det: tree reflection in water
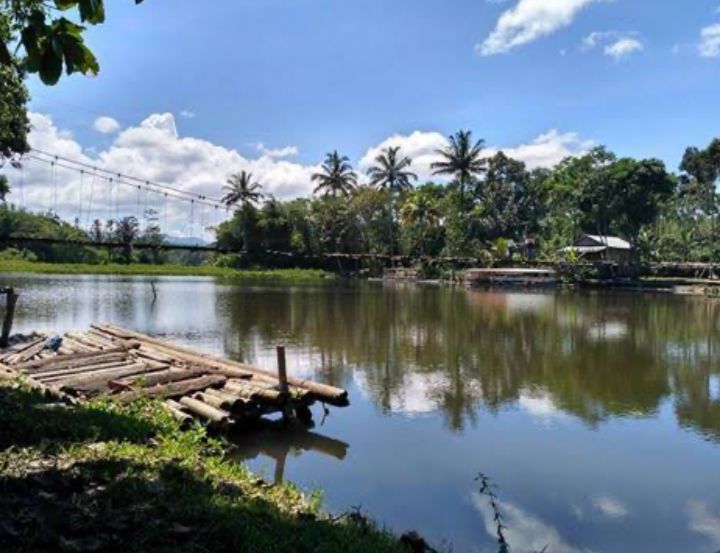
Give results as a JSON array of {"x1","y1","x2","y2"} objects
[{"x1": 220, "y1": 284, "x2": 720, "y2": 440}]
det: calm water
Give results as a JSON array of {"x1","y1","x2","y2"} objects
[{"x1": 2, "y1": 273, "x2": 720, "y2": 553}]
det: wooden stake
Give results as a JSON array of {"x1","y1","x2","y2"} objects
[
  {"x1": 1, "y1": 288, "x2": 19, "y2": 348},
  {"x1": 277, "y1": 345, "x2": 289, "y2": 394}
]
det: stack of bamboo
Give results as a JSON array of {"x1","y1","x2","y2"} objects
[{"x1": 0, "y1": 324, "x2": 349, "y2": 429}]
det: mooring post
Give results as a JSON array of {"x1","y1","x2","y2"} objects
[{"x1": 1, "y1": 288, "x2": 19, "y2": 348}]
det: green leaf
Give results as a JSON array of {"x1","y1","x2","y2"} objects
[
  {"x1": 20, "y1": 26, "x2": 43, "y2": 73},
  {"x1": 39, "y1": 45, "x2": 63, "y2": 85},
  {"x1": 0, "y1": 41, "x2": 11, "y2": 66},
  {"x1": 54, "y1": 0, "x2": 80, "y2": 10},
  {"x1": 78, "y1": 0, "x2": 106, "y2": 24}
]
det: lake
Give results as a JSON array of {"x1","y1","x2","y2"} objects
[{"x1": 1, "y1": 273, "x2": 719, "y2": 553}]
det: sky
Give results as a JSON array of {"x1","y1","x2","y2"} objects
[{"x1": 6, "y1": 0, "x2": 720, "y2": 236}]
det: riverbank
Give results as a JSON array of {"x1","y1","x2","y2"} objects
[
  {"x1": 0, "y1": 260, "x2": 331, "y2": 281},
  {"x1": 0, "y1": 380, "x2": 410, "y2": 552}
]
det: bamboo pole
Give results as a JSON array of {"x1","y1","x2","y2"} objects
[
  {"x1": 179, "y1": 396, "x2": 231, "y2": 424},
  {"x1": 164, "y1": 399, "x2": 193, "y2": 429},
  {"x1": 117, "y1": 374, "x2": 227, "y2": 402}
]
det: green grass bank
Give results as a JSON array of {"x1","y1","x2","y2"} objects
[
  {"x1": 0, "y1": 380, "x2": 412, "y2": 552},
  {"x1": 0, "y1": 260, "x2": 332, "y2": 281}
]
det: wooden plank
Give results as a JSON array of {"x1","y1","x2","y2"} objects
[
  {"x1": 58, "y1": 363, "x2": 162, "y2": 393},
  {"x1": 118, "y1": 368, "x2": 206, "y2": 388},
  {"x1": 21, "y1": 350, "x2": 129, "y2": 372},
  {"x1": 117, "y1": 374, "x2": 227, "y2": 402},
  {"x1": 0, "y1": 336, "x2": 45, "y2": 362},
  {"x1": 35, "y1": 359, "x2": 136, "y2": 381},
  {"x1": 94, "y1": 324, "x2": 349, "y2": 405}
]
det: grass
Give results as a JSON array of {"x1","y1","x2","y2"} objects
[
  {"x1": 0, "y1": 381, "x2": 409, "y2": 552},
  {"x1": 0, "y1": 260, "x2": 332, "y2": 281}
]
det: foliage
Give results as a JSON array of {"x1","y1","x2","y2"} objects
[
  {"x1": 431, "y1": 130, "x2": 487, "y2": 214},
  {"x1": 0, "y1": 0, "x2": 145, "y2": 85},
  {"x1": 222, "y1": 171, "x2": 264, "y2": 208},
  {"x1": 0, "y1": 259, "x2": 332, "y2": 279},
  {"x1": 312, "y1": 151, "x2": 358, "y2": 198}
]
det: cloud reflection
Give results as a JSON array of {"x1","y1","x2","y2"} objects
[{"x1": 472, "y1": 493, "x2": 588, "y2": 553}]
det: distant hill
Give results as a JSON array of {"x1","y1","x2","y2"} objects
[{"x1": 164, "y1": 236, "x2": 208, "y2": 247}]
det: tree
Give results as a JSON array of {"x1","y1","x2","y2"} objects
[
  {"x1": 1, "y1": 0, "x2": 145, "y2": 86},
  {"x1": 0, "y1": 65, "x2": 30, "y2": 163},
  {"x1": 400, "y1": 189, "x2": 441, "y2": 256},
  {"x1": 366, "y1": 146, "x2": 417, "y2": 258},
  {"x1": 431, "y1": 130, "x2": 487, "y2": 214},
  {"x1": 366, "y1": 146, "x2": 417, "y2": 193},
  {"x1": 311, "y1": 151, "x2": 357, "y2": 198},
  {"x1": 222, "y1": 171, "x2": 263, "y2": 209},
  {"x1": 680, "y1": 140, "x2": 720, "y2": 258},
  {"x1": 114, "y1": 216, "x2": 139, "y2": 264},
  {"x1": 90, "y1": 219, "x2": 103, "y2": 242}
]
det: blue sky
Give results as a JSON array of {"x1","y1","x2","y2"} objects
[
  {"x1": 9, "y1": 0, "x2": 720, "y2": 233},
  {"x1": 27, "y1": 0, "x2": 720, "y2": 167}
]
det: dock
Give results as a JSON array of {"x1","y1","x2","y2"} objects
[
  {"x1": 0, "y1": 324, "x2": 349, "y2": 428},
  {"x1": 464, "y1": 267, "x2": 558, "y2": 287}
]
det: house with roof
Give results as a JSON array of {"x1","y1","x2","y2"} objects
[{"x1": 560, "y1": 234, "x2": 634, "y2": 264}]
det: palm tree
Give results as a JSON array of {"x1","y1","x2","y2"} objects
[
  {"x1": 312, "y1": 151, "x2": 358, "y2": 198},
  {"x1": 222, "y1": 171, "x2": 263, "y2": 208},
  {"x1": 366, "y1": 146, "x2": 418, "y2": 259},
  {"x1": 366, "y1": 146, "x2": 417, "y2": 193},
  {"x1": 431, "y1": 130, "x2": 487, "y2": 214}
]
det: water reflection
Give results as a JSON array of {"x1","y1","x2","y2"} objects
[
  {"x1": 230, "y1": 422, "x2": 349, "y2": 484},
  {"x1": 219, "y1": 284, "x2": 720, "y2": 441},
  {"x1": 3, "y1": 275, "x2": 720, "y2": 551}
]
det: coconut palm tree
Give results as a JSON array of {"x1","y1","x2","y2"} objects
[
  {"x1": 222, "y1": 171, "x2": 263, "y2": 208},
  {"x1": 366, "y1": 146, "x2": 418, "y2": 259},
  {"x1": 431, "y1": 130, "x2": 487, "y2": 214},
  {"x1": 312, "y1": 151, "x2": 358, "y2": 198},
  {"x1": 366, "y1": 146, "x2": 417, "y2": 194}
]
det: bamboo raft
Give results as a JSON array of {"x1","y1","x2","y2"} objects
[{"x1": 0, "y1": 324, "x2": 349, "y2": 428}]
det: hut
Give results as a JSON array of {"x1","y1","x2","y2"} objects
[{"x1": 561, "y1": 235, "x2": 634, "y2": 264}]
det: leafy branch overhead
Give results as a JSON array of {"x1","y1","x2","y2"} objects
[{"x1": 0, "y1": 0, "x2": 145, "y2": 85}]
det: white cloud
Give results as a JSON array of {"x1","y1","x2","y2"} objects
[
  {"x1": 583, "y1": 32, "x2": 644, "y2": 60},
  {"x1": 699, "y1": 23, "x2": 720, "y2": 58},
  {"x1": 179, "y1": 110, "x2": 196, "y2": 119},
  {"x1": 478, "y1": 0, "x2": 602, "y2": 56},
  {"x1": 687, "y1": 500, "x2": 720, "y2": 550},
  {"x1": 5, "y1": 112, "x2": 319, "y2": 238},
  {"x1": 472, "y1": 494, "x2": 585, "y2": 553},
  {"x1": 358, "y1": 130, "x2": 449, "y2": 182},
  {"x1": 358, "y1": 129, "x2": 593, "y2": 181},
  {"x1": 253, "y1": 143, "x2": 300, "y2": 159},
  {"x1": 5, "y1": 112, "x2": 593, "y2": 239},
  {"x1": 92, "y1": 116, "x2": 121, "y2": 135},
  {"x1": 604, "y1": 37, "x2": 643, "y2": 60},
  {"x1": 592, "y1": 496, "x2": 630, "y2": 519}
]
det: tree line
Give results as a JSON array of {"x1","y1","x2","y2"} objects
[{"x1": 214, "y1": 130, "x2": 720, "y2": 266}]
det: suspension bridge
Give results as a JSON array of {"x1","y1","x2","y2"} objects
[{"x1": 2, "y1": 147, "x2": 238, "y2": 254}]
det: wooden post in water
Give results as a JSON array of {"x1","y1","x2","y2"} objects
[
  {"x1": 276, "y1": 345, "x2": 294, "y2": 423},
  {"x1": 1, "y1": 288, "x2": 19, "y2": 348},
  {"x1": 276, "y1": 345, "x2": 289, "y2": 394}
]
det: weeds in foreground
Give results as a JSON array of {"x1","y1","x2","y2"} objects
[{"x1": 0, "y1": 383, "x2": 406, "y2": 552}]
